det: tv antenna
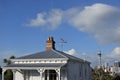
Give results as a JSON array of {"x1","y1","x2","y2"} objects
[{"x1": 59, "y1": 38, "x2": 67, "y2": 51}]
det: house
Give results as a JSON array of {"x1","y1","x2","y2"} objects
[
  {"x1": 2, "y1": 36, "x2": 91, "y2": 80},
  {"x1": 110, "y1": 61, "x2": 120, "y2": 75}
]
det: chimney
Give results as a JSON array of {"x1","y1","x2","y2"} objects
[{"x1": 46, "y1": 36, "x2": 55, "y2": 50}]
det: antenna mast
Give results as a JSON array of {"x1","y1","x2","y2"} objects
[
  {"x1": 98, "y1": 50, "x2": 102, "y2": 68},
  {"x1": 59, "y1": 38, "x2": 67, "y2": 51}
]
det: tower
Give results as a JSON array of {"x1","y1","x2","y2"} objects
[
  {"x1": 98, "y1": 51, "x2": 102, "y2": 67},
  {"x1": 46, "y1": 36, "x2": 55, "y2": 51}
]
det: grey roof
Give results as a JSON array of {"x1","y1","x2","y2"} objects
[
  {"x1": 16, "y1": 49, "x2": 90, "y2": 63},
  {"x1": 16, "y1": 50, "x2": 66, "y2": 59},
  {"x1": 56, "y1": 50, "x2": 86, "y2": 62},
  {"x1": 4, "y1": 50, "x2": 90, "y2": 68},
  {"x1": 6, "y1": 63, "x2": 66, "y2": 68}
]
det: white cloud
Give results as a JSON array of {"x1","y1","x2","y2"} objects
[
  {"x1": 26, "y1": 9, "x2": 63, "y2": 30},
  {"x1": 64, "y1": 49, "x2": 76, "y2": 55},
  {"x1": 28, "y1": 13, "x2": 46, "y2": 26},
  {"x1": 26, "y1": 3, "x2": 120, "y2": 44},
  {"x1": 98, "y1": 47, "x2": 120, "y2": 66},
  {"x1": 64, "y1": 47, "x2": 120, "y2": 67},
  {"x1": 69, "y1": 3, "x2": 120, "y2": 44},
  {"x1": 64, "y1": 49, "x2": 99, "y2": 67},
  {"x1": 112, "y1": 47, "x2": 120, "y2": 55},
  {"x1": 108, "y1": 47, "x2": 120, "y2": 59}
]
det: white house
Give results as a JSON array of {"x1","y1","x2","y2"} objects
[
  {"x1": 2, "y1": 37, "x2": 91, "y2": 80},
  {"x1": 110, "y1": 61, "x2": 120, "y2": 75}
]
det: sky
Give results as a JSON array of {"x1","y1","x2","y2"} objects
[{"x1": 0, "y1": 0, "x2": 120, "y2": 67}]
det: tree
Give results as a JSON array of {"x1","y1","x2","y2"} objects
[
  {"x1": 112, "y1": 75, "x2": 120, "y2": 80},
  {"x1": 3, "y1": 55, "x2": 15, "y2": 80},
  {"x1": 3, "y1": 55, "x2": 15, "y2": 65},
  {"x1": 92, "y1": 67, "x2": 113, "y2": 80}
]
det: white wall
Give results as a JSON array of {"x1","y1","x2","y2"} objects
[
  {"x1": 14, "y1": 61, "x2": 91, "y2": 80},
  {"x1": 23, "y1": 70, "x2": 40, "y2": 80},
  {"x1": 29, "y1": 70, "x2": 40, "y2": 80},
  {"x1": 67, "y1": 60, "x2": 91, "y2": 80},
  {"x1": 15, "y1": 71, "x2": 24, "y2": 80},
  {"x1": 15, "y1": 70, "x2": 40, "y2": 80},
  {"x1": 111, "y1": 67, "x2": 120, "y2": 74}
]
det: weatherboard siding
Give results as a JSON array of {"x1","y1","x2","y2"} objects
[{"x1": 67, "y1": 61, "x2": 91, "y2": 80}]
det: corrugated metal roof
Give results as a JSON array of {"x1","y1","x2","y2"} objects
[
  {"x1": 6, "y1": 63, "x2": 66, "y2": 68},
  {"x1": 16, "y1": 50, "x2": 66, "y2": 59},
  {"x1": 15, "y1": 49, "x2": 90, "y2": 63},
  {"x1": 55, "y1": 50, "x2": 85, "y2": 62}
]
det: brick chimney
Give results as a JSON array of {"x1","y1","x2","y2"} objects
[{"x1": 46, "y1": 36, "x2": 55, "y2": 50}]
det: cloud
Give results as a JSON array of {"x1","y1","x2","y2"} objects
[
  {"x1": 108, "y1": 47, "x2": 120, "y2": 59},
  {"x1": 69, "y1": 3, "x2": 120, "y2": 44},
  {"x1": 26, "y1": 9, "x2": 63, "y2": 30},
  {"x1": 26, "y1": 3, "x2": 120, "y2": 44},
  {"x1": 64, "y1": 49, "x2": 76, "y2": 55},
  {"x1": 27, "y1": 13, "x2": 47, "y2": 26},
  {"x1": 64, "y1": 49, "x2": 99, "y2": 67},
  {"x1": 26, "y1": 7, "x2": 80, "y2": 30},
  {"x1": 64, "y1": 47, "x2": 120, "y2": 67},
  {"x1": 96, "y1": 47, "x2": 120, "y2": 67}
]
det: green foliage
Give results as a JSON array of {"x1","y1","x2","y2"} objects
[
  {"x1": 4, "y1": 70, "x2": 13, "y2": 80},
  {"x1": 92, "y1": 67, "x2": 113, "y2": 80},
  {"x1": 3, "y1": 56, "x2": 15, "y2": 80},
  {"x1": 92, "y1": 67, "x2": 120, "y2": 80},
  {"x1": 112, "y1": 75, "x2": 120, "y2": 80},
  {"x1": 3, "y1": 55, "x2": 15, "y2": 65},
  {"x1": 3, "y1": 59, "x2": 7, "y2": 63},
  {"x1": 10, "y1": 56, "x2": 15, "y2": 59}
]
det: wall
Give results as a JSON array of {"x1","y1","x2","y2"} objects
[
  {"x1": 30, "y1": 70, "x2": 40, "y2": 80},
  {"x1": 67, "y1": 60, "x2": 91, "y2": 80},
  {"x1": 15, "y1": 71, "x2": 24, "y2": 80},
  {"x1": 111, "y1": 66, "x2": 120, "y2": 74},
  {"x1": 15, "y1": 70, "x2": 40, "y2": 80},
  {"x1": 61, "y1": 69, "x2": 67, "y2": 80}
]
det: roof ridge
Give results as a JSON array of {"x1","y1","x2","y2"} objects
[{"x1": 52, "y1": 49, "x2": 68, "y2": 59}]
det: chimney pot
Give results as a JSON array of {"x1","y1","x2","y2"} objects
[{"x1": 46, "y1": 36, "x2": 55, "y2": 50}]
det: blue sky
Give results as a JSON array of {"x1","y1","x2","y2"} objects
[{"x1": 0, "y1": 0, "x2": 120, "y2": 67}]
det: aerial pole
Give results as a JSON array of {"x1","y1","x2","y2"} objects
[
  {"x1": 59, "y1": 38, "x2": 67, "y2": 51},
  {"x1": 97, "y1": 50, "x2": 102, "y2": 80},
  {"x1": 98, "y1": 50, "x2": 102, "y2": 68}
]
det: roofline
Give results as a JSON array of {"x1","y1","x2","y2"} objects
[
  {"x1": 2, "y1": 67, "x2": 62, "y2": 70},
  {"x1": 52, "y1": 49, "x2": 68, "y2": 59},
  {"x1": 54, "y1": 50, "x2": 91, "y2": 63},
  {"x1": 68, "y1": 58, "x2": 91, "y2": 64},
  {"x1": 2, "y1": 63, "x2": 67, "y2": 69},
  {"x1": 11, "y1": 58, "x2": 68, "y2": 61}
]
